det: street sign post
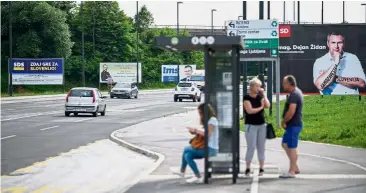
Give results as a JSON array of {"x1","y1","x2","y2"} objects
[{"x1": 226, "y1": 20, "x2": 279, "y2": 57}]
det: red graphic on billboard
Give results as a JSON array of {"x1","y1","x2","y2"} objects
[{"x1": 279, "y1": 25, "x2": 291, "y2": 38}]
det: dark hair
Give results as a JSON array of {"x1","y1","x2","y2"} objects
[
  {"x1": 285, "y1": 75, "x2": 297, "y2": 86},
  {"x1": 198, "y1": 103, "x2": 216, "y2": 125},
  {"x1": 185, "y1": 65, "x2": 192, "y2": 70},
  {"x1": 327, "y1": 32, "x2": 345, "y2": 43}
]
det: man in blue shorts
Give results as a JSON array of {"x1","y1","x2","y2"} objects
[{"x1": 280, "y1": 75, "x2": 304, "y2": 178}]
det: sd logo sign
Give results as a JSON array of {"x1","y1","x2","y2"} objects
[{"x1": 279, "y1": 25, "x2": 291, "y2": 38}]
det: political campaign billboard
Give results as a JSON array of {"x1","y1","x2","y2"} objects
[
  {"x1": 278, "y1": 24, "x2": 366, "y2": 95},
  {"x1": 161, "y1": 64, "x2": 197, "y2": 82},
  {"x1": 100, "y1": 63, "x2": 142, "y2": 83},
  {"x1": 11, "y1": 58, "x2": 64, "y2": 85}
]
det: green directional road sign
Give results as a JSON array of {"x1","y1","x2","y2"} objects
[{"x1": 243, "y1": 39, "x2": 278, "y2": 49}]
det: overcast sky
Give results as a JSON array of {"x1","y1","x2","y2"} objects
[{"x1": 118, "y1": 1, "x2": 366, "y2": 27}]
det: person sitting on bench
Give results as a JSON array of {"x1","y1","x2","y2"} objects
[{"x1": 172, "y1": 103, "x2": 219, "y2": 183}]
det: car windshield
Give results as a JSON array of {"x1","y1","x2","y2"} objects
[
  {"x1": 190, "y1": 75, "x2": 204, "y2": 81},
  {"x1": 115, "y1": 83, "x2": 131, "y2": 88},
  {"x1": 178, "y1": 83, "x2": 192, "y2": 87},
  {"x1": 70, "y1": 90, "x2": 93, "y2": 97}
]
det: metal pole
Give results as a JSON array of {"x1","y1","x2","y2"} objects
[
  {"x1": 283, "y1": 1, "x2": 286, "y2": 22},
  {"x1": 293, "y1": 1, "x2": 295, "y2": 22},
  {"x1": 136, "y1": 1, "x2": 139, "y2": 85},
  {"x1": 93, "y1": 2, "x2": 95, "y2": 55},
  {"x1": 297, "y1": 1, "x2": 300, "y2": 24},
  {"x1": 321, "y1": 1, "x2": 324, "y2": 24},
  {"x1": 203, "y1": 46, "x2": 210, "y2": 184},
  {"x1": 259, "y1": 1, "x2": 265, "y2": 88},
  {"x1": 267, "y1": 1, "x2": 270, "y2": 20},
  {"x1": 177, "y1": 2, "x2": 182, "y2": 36},
  {"x1": 276, "y1": 58, "x2": 281, "y2": 128},
  {"x1": 8, "y1": 1, "x2": 13, "y2": 96},
  {"x1": 81, "y1": 1, "x2": 85, "y2": 87},
  {"x1": 211, "y1": 9, "x2": 217, "y2": 35},
  {"x1": 243, "y1": 1, "x2": 247, "y2": 20},
  {"x1": 342, "y1": 1, "x2": 345, "y2": 23},
  {"x1": 267, "y1": 1, "x2": 272, "y2": 116},
  {"x1": 363, "y1": 4, "x2": 366, "y2": 23}
]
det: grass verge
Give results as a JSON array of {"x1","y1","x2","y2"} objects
[{"x1": 240, "y1": 95, "x2": 366, "y2": 148}]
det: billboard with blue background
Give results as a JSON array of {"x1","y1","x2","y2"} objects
[
  {"x1": 161, "y1": 64, "x2": 197, "y2": 82},
  {"x1": 11, "y1": 58, "x2": 64, "y2": 85}
]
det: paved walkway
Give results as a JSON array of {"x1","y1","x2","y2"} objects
[{"x1": 113, "y1": 110, "x2": 366, "y2": 193}]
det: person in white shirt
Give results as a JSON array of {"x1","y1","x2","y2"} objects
[{"x1": 313, "y1": 32, "x2": 366, "y2": 95}]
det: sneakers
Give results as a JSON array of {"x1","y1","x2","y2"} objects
[
  {"x1": 186, "y1": 176, "x2": 203, "y2": 184},
  {"x1": 245, "y1": 168, "x2": 251, "y2": 176},
  {"x1": 259, "y1": 168, "x2": 264, "y2": 176}
]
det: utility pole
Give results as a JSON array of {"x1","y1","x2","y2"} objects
[
  {"x1": 136, "y1": 1, "x2": 139, "y2": 85},
  {"x1": 177, "y1": 2, "x2": 183, "y2": 36},
  {"x1": 8, "y1": 1, "x2": 13, "y2": 96},
  {"x1": 211, "y1": 9, "x2": 217, "y2": 35},
  {"x1": 81, "y1": 1, "x2": 85, "y2": 87},
  {"x1": 259, "y1": 1, "x2": 265, "y2": 88}
]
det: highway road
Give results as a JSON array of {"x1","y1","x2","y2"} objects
[{"x1": 1, "y1": 92, "x2": 198, "y2": 176}]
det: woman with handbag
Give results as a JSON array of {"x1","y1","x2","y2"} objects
[
  {"x1": 172, "y1": 103, "x2": 219, "y2": 183},
  {"x1": 243, "y1": 77, "x2": 270, "y2": 176}
]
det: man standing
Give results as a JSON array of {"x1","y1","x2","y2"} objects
[
  {"x1": 280, "y1": 75, "x2": 304, "y2": 178},
  {"x1": 313, "y1": 32, "x2": 366, "y2": 95}
]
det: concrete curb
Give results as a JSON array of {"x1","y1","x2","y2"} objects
[{"x1": 108, "y1": 110, "x2": 192, "y2": 193}]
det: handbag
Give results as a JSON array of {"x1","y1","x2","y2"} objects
[
  {"x1": 266, "y1": 123, "x2": 276, "y2": 139},
  {"x1": 189, "y1": 135, "x2": 205, "y2": 149}
]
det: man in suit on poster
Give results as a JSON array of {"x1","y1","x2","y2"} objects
[{"x1": 313, "y1": 32, "x2": 365, "y2": 95}]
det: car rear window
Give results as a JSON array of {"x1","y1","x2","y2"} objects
[
  {"x1": 69, "y1": 90, "x2": 93, "y2": 97},
  {"x1": 178, "y1": 83, "x2": 192, "y2": 87},
  {"x1": 190, "y1": 75, "x2": 205, "y2": 81}
]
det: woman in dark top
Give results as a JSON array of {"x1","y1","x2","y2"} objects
[{"x1": 243, "y1": 78, "x2": 270, "y2": 176}]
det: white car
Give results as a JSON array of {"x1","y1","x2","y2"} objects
[
  {"x1": 65, "y1": 87, "x2": 107, "y2": 117},
  {"x1": 174, "y1": 82, "x2": 202, "y2": 102},
  {"x1": 110, "y1": 82, "x2": 138, "y2": 99}
]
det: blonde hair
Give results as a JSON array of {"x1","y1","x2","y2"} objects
[{"x1": 249, "y1": 77, "x2": 262, "y2": 88}]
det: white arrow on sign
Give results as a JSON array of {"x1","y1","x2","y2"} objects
[{"x1": 227, "y1": 30, "x2": 237, "y2": 36}]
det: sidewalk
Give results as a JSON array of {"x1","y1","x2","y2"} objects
[{"x1": 111, "y1": 110, "x2": 366, "y2": 193}]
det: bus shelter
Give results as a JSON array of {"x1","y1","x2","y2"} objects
[{"x1": 156, "y1": 36, "x2": 244, "y2": 184}]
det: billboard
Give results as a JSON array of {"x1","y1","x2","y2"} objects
[
  {"x1": 278, "y1": 24, "x2": 366, "y2": 95},
  {"x1": 161, "y1": 64, "x2": 197, "y2": 82},
  {"x1": 11, "y1": 58, "x2": 64, "y2": 85},
  {"x1": 100, "y1": 63, "x2": 142, "y2": 83}
]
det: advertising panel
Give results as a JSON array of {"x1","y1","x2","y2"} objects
[
  {"x1": 11, "y1": 58, "x2": 64, "y2": 85},
  {"x1": 161, "y1": 64, "x2": 197, "y2": 82},
  {"x1": 100, "y1": 63, "x2": 142, "y2": 83},
  {"x1": 278, "y1": 24, "x2": 366, "y2": 95}
]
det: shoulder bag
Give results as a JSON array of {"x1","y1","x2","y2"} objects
[
  {"x1": 189, "y1": 135, "x2": 205, "y2": 149},
  {"x1": 266, "y1": 123, "x2": 276, "y2": 139}
]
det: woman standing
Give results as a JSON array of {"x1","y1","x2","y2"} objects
[
  {"x1": 172, "y1": 103, "x2": 219, "y2": 183},
  {"x1": 243, "y1": 78, "x2": 270, "y2": 176}
]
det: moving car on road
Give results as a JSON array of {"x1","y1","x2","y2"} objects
[
  {"x1": 110, "y1": 82, "x2": 138, "y2": 99},
  {"x1": 189, "y1": 72, "x2": 205, "y2": 91},
  {"x1": 174, "y1": 81, "x2": 202, "y2": 102},
  {"x1": 65, "y1": 87, "x2": 107, "y2": 117}
]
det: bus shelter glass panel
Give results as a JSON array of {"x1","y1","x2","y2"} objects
[{"x1": 208, "y1": 51, "x2": 234, "y2": 156}]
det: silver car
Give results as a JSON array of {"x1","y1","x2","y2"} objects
[
  {"x1": 65, "y1": 87, "x2": 107, "y2": 117},
  {"x1": 110, "y1": 82, "x2": 139, "y2": 99}
]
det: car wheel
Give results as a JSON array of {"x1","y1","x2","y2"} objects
[
  {"x1": 179, "y1": 99, "x2": 183, "y2": 102},
  {"x1": 93, "y1": 108, "x2": 98, "y2": 117},
  {"x1": 128, "y1": 92, "x2": 132, "y2": 99},
  {"x1": 101, "y1": 105, "x2": 106, "y2": 116},
  {"x1": 74, "y1": 113, "x2": 78, "y2": 116},
  {"x1": 198, "y1": 94, "x2": 202, "y2": 102},
  {"x1": 134, "y1": 92, "x2": 138, "y2": 99},
  {"x1": 193, "y1": 94, "x2": 197, "y2": 102},
  {"x1": 110, "y1": 95, "x2": 114, "y2": 99},
  {"x1": 65, "y1": 112, "x2": 70, "y2": 117},
  {"x1": 174, "y1": 97, "x2": 178, "y2": 102}
]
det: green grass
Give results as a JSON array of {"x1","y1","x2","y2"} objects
[{"x1": 240, "y1": 95, "x2": 366, "y2": 148}]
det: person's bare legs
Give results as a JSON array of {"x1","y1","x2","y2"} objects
[{"x1": 282, "y1": 143, "x2": 298, "y2": 174}]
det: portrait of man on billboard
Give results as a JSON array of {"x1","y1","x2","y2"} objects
[
  {"x1": 101, "y1": 64, "x2": 112, "y2": 82},
  {"x1": 313, "y1": 32, "x2": 366, "y2": 95},
  {"x1": 180, "y1": 65, "x2": 193, "y2": 81}
]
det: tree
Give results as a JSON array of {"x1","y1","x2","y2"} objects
[{"x1": 135, "y1": 5, "x2": 154, "y2": 33}]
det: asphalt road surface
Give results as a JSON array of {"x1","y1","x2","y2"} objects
[{"x1": 1, "y1": 92, "x2": 199, "y2": 176}]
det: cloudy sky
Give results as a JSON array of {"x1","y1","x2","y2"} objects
[{"x1": 118, "y1": 1, "x2": 366, "y2": 27}]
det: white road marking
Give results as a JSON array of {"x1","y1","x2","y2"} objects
[
  {"x1": 1, "y1": 111, "x2": 60, "y2": 122},
  {"x1": 73, "y1": 118, "x2": 93, "y2": 123},
  {"x1": 40, "y1": 125, "x2": 59, "y2": 131},
  {"x1": 250, "y1": 168, "x2": 259, "y2": 193},
  {"x1": 1, "y1": 135, "x2": 16, "y2": 140},
  {"x1": 259, "y1": 174, "x2": 366, "y2": 179}
]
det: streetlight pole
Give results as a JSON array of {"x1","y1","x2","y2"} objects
[
  {"x1": 177, "y1": 2, "x2": 183, "y2": 36},
  {"x1": 362, "y1": 3, "x2": 366, "y2": 23},
  {"x1": 81, "y1": 1, "x2": 85, "y2": 87},
  {"x1": 211, "y1": 9, "x2": 217, "y2": 35},
  {"x1": 136, "y1": 1, "x2": 139, "y2": 85},
  {"x1": 8, "y1": 1, "x2": 13, "y2": 96}
]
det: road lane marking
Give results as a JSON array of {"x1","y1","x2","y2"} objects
[
  {"x1": 1, "y1": 111, "x2": 60, "y2": 122},
  {"x1": 1, "y1": 135, "x2": 16, "y2": 140},
  {"x1": 73, "y1": 118, "x2": 93, "y2": 123},
  {"x1": 40, "y1": 126, "x2": 59, "y2": 131}
]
